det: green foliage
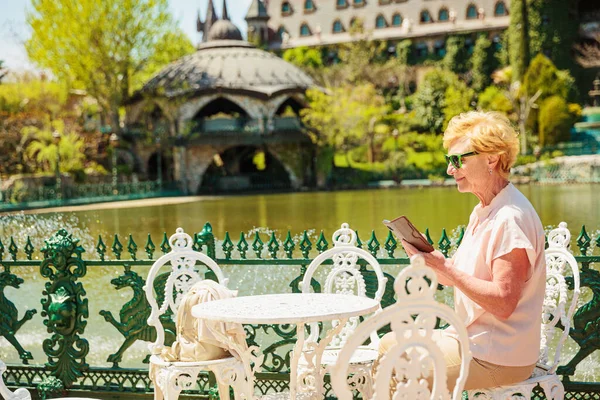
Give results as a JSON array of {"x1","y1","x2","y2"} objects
[
  {"x1": 522, "y1": 54, "x2": 574, "y2": 101},
  {"x1": 0, "y1": 78, "x2": 68, "y2": 116},
  {"x1": 23, "y1": 122, "x2": 87, "y2": 174},
  {"x1": 396, "y1": 40, "x2": 412, "y2": 65},
  {"x1": 132, "y1": 28, "x2": 195, "y2": 91},
  {"x1": 26, "y1": 0, "x2": 182, "y2": 130},
  {"x1": 301, "y1": 84, "x2": 388, "y2": 163},
  {"x1": 443, "y1": 81, "x2": 475, "y2": 130},
  {"x1": 527, "y1": 0, "x2": 577, "y2": 72},
  {"x1": 538, "y1": 96, "x2": 581, "y2": 147},
  {"x1": 337, "y1": 18, "x2": 387, "y2": 84},
  {"x1": 477, "y1": 85, "x2": 513, "y2": 113},
  {"x1": 412, "y1": 69, "x2": 461, "y2": 133},
  {"x1": 508, "y1": 0, "x2": 530, "y2": 82},
  {"x1": 282, "y1": 47, "x2": 324, "y2": 69},
  {"x1": 394, "y1": 132, "x2": 447, "y2": 176},
  {"x1": 442, "y1": 36, "x2": 468, "y2": 74},
  {"x1": 469, "y1": 34, "x2": 494, "y2": 92}
]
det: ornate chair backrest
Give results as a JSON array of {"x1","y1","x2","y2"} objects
[
  {"x1": 540, "y1": 222, "x2": 580, "y2": 374},
  {"x1": 330, "y1": 255, "x2": 471, "y2": 400},
  {"x1": 301, "y1": 223, "x2": 387, "y2": 348},
  {"x1": 144, "y1": 227, "x2": 228, "y2": 355},
  {"x1": 0, "y1": 360, "x2": 31, "y2": 400}
]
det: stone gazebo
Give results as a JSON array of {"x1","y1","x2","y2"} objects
[{"x1": 127, "y1": 10, "x2": 316, "y2": 194}]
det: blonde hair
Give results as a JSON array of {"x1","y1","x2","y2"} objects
[{"x1": 443, "y1": 111, "x2": 519, "y2": 176}]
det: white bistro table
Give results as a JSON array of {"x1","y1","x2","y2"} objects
[{"x1": 192, "y1": 292, "x2": 379, "y2": 400}]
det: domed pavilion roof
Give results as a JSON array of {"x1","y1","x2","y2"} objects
[
  {"x1": 137, "y1": 23, "x2": 315, "y2": 100},
  {"x1": 206, "y1": 19, "x2": 243, "y2": 41}
]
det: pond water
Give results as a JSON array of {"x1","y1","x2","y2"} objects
[
  {"x1": 9, "y1": 183, "x2": 597, "y2": 244},
  {"x1": 1, "y1": 183, "x2": 599, "y2": 381}
]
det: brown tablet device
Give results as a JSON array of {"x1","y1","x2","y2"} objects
[{"x1": 382, "y1": 216, "x2": 435, "y2": 253}]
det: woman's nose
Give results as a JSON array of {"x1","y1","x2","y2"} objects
[{"x1": 447, "y1": 163, "x2": 456, "y2": 176}]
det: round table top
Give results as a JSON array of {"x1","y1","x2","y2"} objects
[{"x1": 191, "y1": 293, "x2": 379, "y2": 325}]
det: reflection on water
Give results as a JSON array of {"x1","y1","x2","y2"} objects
[{"x1": 0, "y1": 184, "x2": 599, "y2": 380}]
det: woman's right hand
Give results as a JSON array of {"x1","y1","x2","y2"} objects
[{"x1": 402, "y1": 239, "x2": 455, "y2": 286}]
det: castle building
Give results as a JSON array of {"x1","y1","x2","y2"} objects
[{"x1": 246, "y1": 0, "x2": 510, "y2": 55}]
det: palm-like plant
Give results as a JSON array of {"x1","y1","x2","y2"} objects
[{"x1": 24, "y1": 125, "x2": 86, "y2": 173}]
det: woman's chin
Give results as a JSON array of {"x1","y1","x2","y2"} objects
[{"x1": 455, "y1": 180, "x2": 469, "y2": 192}]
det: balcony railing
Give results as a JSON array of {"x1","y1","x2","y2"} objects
[{"x1": 189, "y1": 117, "x2": 303, "y2": 135}]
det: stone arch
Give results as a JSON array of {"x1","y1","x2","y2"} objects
[
  {"x1": 147, "y1": 150, "x2": 174, "y2": 181},
  {"x1": 197, "y1": 145, "x2": 294, "y2": 192},
  {"x1": 275, "y1": 97, "x2": 304, "y2": 116},
  {"x1": 193, "y1": 97, "x2": 250, "y2": 120}
]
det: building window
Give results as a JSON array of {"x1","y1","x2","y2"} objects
[
  {"x1": 434, "y1": 40, "x2": 445, "y2": 57},
  {"x1": 494, "y1": 1, "x2": 507, "y2": 16},
  {"x1": 300, "y1": 23, "x2": 311, "y2": 36},
  {"x1": 336, "y1": 0, "x2": 348, "y2": 9},
  {"x1": 281, "y1": 1, "x2": 292, "y2": 16},
  {"x1": 333, "y1": 20, "x2": 344, "y2": 33},
  {"x1": 466, "y1": 38, "x2": 475, "y2": 54},
  {"x1": 466, "y1": 4, "x2": 478, "y2": 19},
  {"x1": 304, "y1": 0, "x2": 315, "y2": 13},
  {"x1": 420, "y1": 10, "x2": 433, "y2": 23},
  {"x1": 350, "y1": 17, "x2": 359, "y2": 29},
  {"x1": 392, "y1": 13, "x2": 402, "y2": 26},
  {"x1": 438, "y1": 8, "x2": 449, "y2": 21},
  {"x1": 375, "y1": 15, "x2": 387, "y2": 29},
  {"x1": 415, "y1": 42, "x2": 428, "y2": 58},
  {"x1": 379, "y1": 0, "x2": 392, "y2": 4},
  {"x1": 353, "y1": 0, "x2": 365, "y2": 7}
]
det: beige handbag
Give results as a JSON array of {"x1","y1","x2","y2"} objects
[{"x1": 160, "y1": 280, "x2": 246, "y2": 362}]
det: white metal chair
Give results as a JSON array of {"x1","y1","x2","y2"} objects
[
  {"x1": 145, "y1": 228, "x2": 260, "y2": 400},
  {"x1": 468, "y1": 222, "x2": 581, "y2": 400},
  {"x1": 0, "y1": 360, "x2": 31, "y2": 400},
  {"x1": 330, "y1": 254, "x2": 472, "y2": 400},
  {"x1": 298, "y1": 222, "x2": 388, "y2": 397}
]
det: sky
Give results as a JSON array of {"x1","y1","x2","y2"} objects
[{"x1": 0, "y1": 0, "x2": 253, "y2": 71}]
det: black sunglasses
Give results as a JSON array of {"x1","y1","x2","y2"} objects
[{"x1": 445, "y1": 151, "x2": 478, "y2": 169}]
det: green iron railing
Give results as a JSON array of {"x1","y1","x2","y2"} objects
[
  {"x1": 0, "y1": 180, "x2": 170, "y2": 211},
  {"x1": 1, "y1": 223, "x2": 600, "y2": 399}
]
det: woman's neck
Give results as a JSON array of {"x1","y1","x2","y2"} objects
[{"x1": 474, "y1": 176, "x2": 510, "y2": 207}]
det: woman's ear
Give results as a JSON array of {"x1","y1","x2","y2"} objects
[{"x1": 487, "y1": 154, "x2": 500, "y2": 170}]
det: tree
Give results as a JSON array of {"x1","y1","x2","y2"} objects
[
  {"x1": 282, "y1": 47, "x2": 324, "y2": 69},
  {"x1": 301, "y1": 84, "x2": 388, "y2": 164},
  {"x1": 538, "y1": 96, "x2": 580, "y2": 147},
  {"x1": 26, "y1": 0, "x2": 193, "y2": 132},
  {"x1": 508, "y1": 0, "x2": 530, "y2": 82},
  {"x1": 522, "y1": 54, "x2": 574, "y2": 102},
  {"x1": 470, "y1": 34, "x2": 494, "y2": 92},
  {"x1": 24, "y1": 122, "x2": 87, "y2": 174},
  {"x1": 413, "y1": 69, "x2": 461, "y2": 133},
  {"x1": 132, "y1": 29, "x2": 195, "y2": 91},
  {"x1": 527, "y1": 0, "x2": 578, "y2": 72},
  {"x1": 337, "y1": 18, "x2": 387, "y2": 84},
  {"x1": 442, "y1": 36, "x2": 468, "y2": 74},
  {"x1": 477, "y1": 85, "x2": 513, "y2": 114},
  {"x1": 443, "y1": 81, "x2": 475, "y2": 130}
]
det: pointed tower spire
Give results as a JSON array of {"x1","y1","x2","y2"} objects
[
  {"x1": 196, "y1": 10, "x2": 203, "y2": 32},
  {"x1": 222, "y1": 0, "x2": 230, "y2": 21},
  {"x1": 201, "y1": 0, "x2": 219, "y2": 43}
]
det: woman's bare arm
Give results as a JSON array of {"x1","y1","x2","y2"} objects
[{"x1": 403, "y1": 240, "x2": 529, "y2": 319}]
